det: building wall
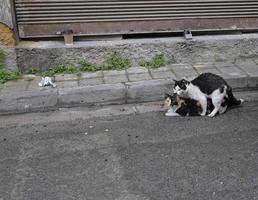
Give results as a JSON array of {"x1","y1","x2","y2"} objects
[{"x1": 0, "y1": 0, "x2": 13, "y2": 29}]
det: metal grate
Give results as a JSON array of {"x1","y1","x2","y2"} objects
[{"x1": 14, "y1": 0, "x2": 258, "y2": 37}]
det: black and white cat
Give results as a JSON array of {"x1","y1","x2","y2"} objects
[{"x1": 173, "y1": 73, "x2": 243, "y2": 117}]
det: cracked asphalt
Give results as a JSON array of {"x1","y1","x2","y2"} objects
[{"x1": 1, "y1": 102, "x2": 258, "y2": 200}]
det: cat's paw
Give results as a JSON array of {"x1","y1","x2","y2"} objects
[
  {"x1": 165, "y1": 112, "x2": 180, "y2": 117},
  {"x1": 208, "y1": 113, "x2": 216, "y2": 118},
  {"x1": 200, "y1": 112, "x2": 206, "y2": 116}
]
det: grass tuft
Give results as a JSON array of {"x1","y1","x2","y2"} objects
[
  {"x1": 0, "y1": 69, "x2": 21, "y2": 84},
  {"x1": 79, "y1": 52, "x2": 131, "y2": 72},
  {"x1": 79, "y1": 60, "x2": 100, "y2": 72},
  {"x1": 41, "y1": 64, "x2": 79, "y2": 77},
  {"x1": 100, "y1": 51, "x2": 131, "y2": 70},
  {"x1": 140, "y1": 54, "x2": 166, "y2": 68},
  {"x1": 0, "y1": 49, "x2": 6, "y2": 69}
]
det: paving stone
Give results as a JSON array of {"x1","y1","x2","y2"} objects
[
  {"x1": 128, "y1": 73, "x2": 152, "y2": 82},
  {"x1": 235, "y1": 58, "x2": 257, "y2": 67},
  {"x1": 252, "y1": 57, "x2": 258, "y2": 65},
  {"x1": 149, "y1": 67, "x2": 176, "y2": 79},
  {"x1": 247, "y1": 76, "x2": 258, "y2": 88},
  {"x1": 1, "y1": 80, "x2": 29, "y2": 93},
  {"x1": 126, "y1": 67, "x2": 148, "y2": 74},
  {"x1": 58, "y1": 83, "x2": 126, "y2": 106},
  {"x1": 150, "y1": 71, "x2": 176, "y2": 79},
  {"x1": 168, "y1": 64, "x2": 189, "y2": 69},
  {"x1": 193, "y1": 63, "x2": 214, "y2": 69},
  {"x1": 23, "y1": 74, "x2": 37, "y2": 81},
  {"x1": 195, "y1": 67, "x2": 222, "y2": 75},
  {"x1": 79, "y1": 78, "x2": 104, "y2": 86},
  {"x1": 57, "y1": 81, "x2": 78, "y2": 88},
  {"x1": 27, "y1": 77, "x2": 45, "y2": 90},
  {"x1": 237, "y1": 65, "x2": 258, "y2": 77},
  {"x1": 149, "y1": 66, "x2": 170, "y2": 72},
  {"x1": 169, "y1": 65, "x2": 198, "y2": 79},
  {"x1": 126, "y1": 79, "x2": 172, "y2": 103},
  {"x1": 224, "y1": 77, "x2": 248, "y2": 89},
  {"x1": 103, "y1": 70, "x2": 126, "y2": 76},
  {"x1": 214, "y1": 62, "x2": 234, "y2": 68},
  {"x1": 55, "y1": 74, "x2": 78, "y2": 82},
  {"x1": 80, "y1": 71, "x2": 103, "y2": 79},
  {"x1": 0, "y1": 88, "x2": 58, "y2": 114},
  {"x1": 219, "y1": 66, "x2": 247, "y2": 78},
  {"x1": 104, "y1": 75, "x2": 128, "y2": 84}
]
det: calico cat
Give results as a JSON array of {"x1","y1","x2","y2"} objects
[
  {"x1": 164, "y1": 93, "x2": 228, "y2": 117},
  {"x1": 173, "y1": 73, "x2": 242, "y2": 117},
  {"x1": 164, "y1": 93, "x2": 202, "y2": 116}
]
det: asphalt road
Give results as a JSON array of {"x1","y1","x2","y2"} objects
[{"x1": 1, "y1": 102, "x2": 258, "y2": 200}]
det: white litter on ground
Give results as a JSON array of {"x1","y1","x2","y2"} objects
[{"x1": 38, "y1": 77, "x2": 56, "y2": 88}]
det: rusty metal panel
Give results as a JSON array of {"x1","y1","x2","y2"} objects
[{"x1": 15, "y1": 0, "x2": 258, "y2": 38}]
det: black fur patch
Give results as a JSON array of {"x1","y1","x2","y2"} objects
[{"x1": 191, "y1": 73, "x2": 229, "y2": 95}]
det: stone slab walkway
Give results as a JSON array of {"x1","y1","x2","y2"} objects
[{"x1": 1, "y1": 59, "x2": 258, "y2": 115}]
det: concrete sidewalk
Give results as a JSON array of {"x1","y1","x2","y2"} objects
[{"x1": 0, "y1": 59, "x2": 258, "y2": 115}]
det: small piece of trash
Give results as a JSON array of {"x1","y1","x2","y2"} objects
[
  {"x1": 84, "y1": 132, "x2": 88, "y2": 135},
  {"x1": 105, "y1": 129, "x2": 109, "y2": 132},
  {"x1": 38, "y1": 77, "x2": 56, "y2": 88},
  {"x1": 89, "y1": 126, "x2": 94, "y2": 129}
]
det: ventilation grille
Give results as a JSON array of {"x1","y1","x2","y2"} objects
[{"x1": 15, "y1": 0, "x2": 258, "y2": 24}]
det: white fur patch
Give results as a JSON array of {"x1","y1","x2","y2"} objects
[
  {"x1": 165, "y1": 110, "x2": 180, "y2": 117},
  {"x1": 208, "y1": 87, "x2": 227, "y2": 117},
  {"x1": 173, "y1": 85, "x2": 181, "y2": 94},
  {"x1": 184, "y1": 83, "x2": 207, "y2": 116}
]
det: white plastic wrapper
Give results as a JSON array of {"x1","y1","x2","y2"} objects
[{"x1": 38, "y1": 77, "x2": 56, "y2": 88}]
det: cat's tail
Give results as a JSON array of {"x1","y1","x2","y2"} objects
[{"x1": 226, "y1": 87, "x2": 244, "y2": 107}]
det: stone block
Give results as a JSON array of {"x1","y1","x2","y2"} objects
[
  {"x1": 149, "y1": 67, "x2": 176, "y2": 79},
  {"x1": 0, "y1": 89, "x2": 58, "y2": 114},
  {"x1": 128, "y1": 73, "x2": 152, "y2": 82},
  {"x1": 104, "y1": 75, "x2": 128, "y2": 84},
  {"x1": 126, "y1": 67, "x2": 148, "y2": 74},
  {"x1": 224, "y1": 77, "x2": 248, "y2": 90},
  {"x1": 1, "y1": 80, "x2": 29, "y2": 93},
  {"x1": 80, "y1": 71, "x2": 103, "y2": 79},
  {"x1": 193, "y1": 63, "x2": 214, "y2": 69},
  {"x1": 247, "y1": 76, "x2": 258, "y2": 88},
  {"x1": 79, "y1": 78, "x2": 104, "y2": 86},
  {"x1": 170, "y1": 65, "x2": 198, "y2": 80},
  {"x1": 58, "y1": 83, "x2": 126, "y2": 106},
  {"x1": 195, "y1": 67, "x2": 222, "y2": 75},
  {"x1": 235, "y1": 58, "x2": 256, "y2": 67},
  {"x1": 103, "y1": 70, "x2": 126, "y2": 76},
  {"x1": 237, "y1": 65, "x2": 258, "y2": 77},
  {"x1": 126, "y1": 79, "x2": 172, "y2": 103},
  {"x1": 57, "y1": 81, "x2": 78, "y2": 88},
  {"x1": 214, "y1": 62, "x2": 234, "y2": 68},
  {"x1": 55, "y1": 74, "x2": 78, "y2": 82},
  {"x1": 219, "y1": 66, "x2": 247, "y2": 78}
]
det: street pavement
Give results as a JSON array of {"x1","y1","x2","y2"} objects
[
  {"x1": 1, "y1": 101, "x2": 258, "y2": 200},
  {"x1": 1, "y1": 59, "x2": 258, "y2": 115}
]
